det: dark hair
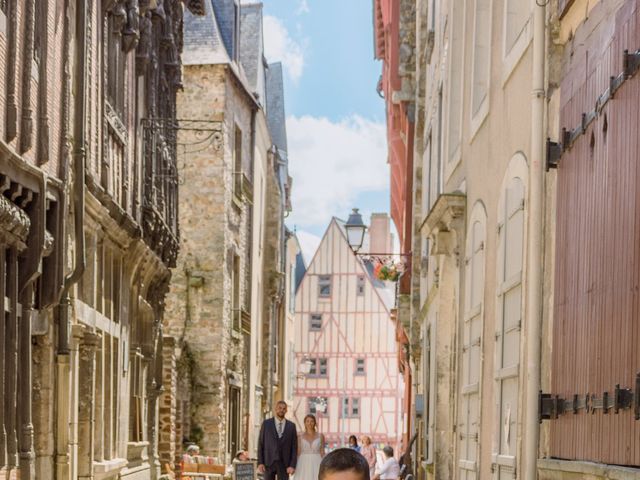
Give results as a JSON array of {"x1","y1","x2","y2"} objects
[
  {"x1": 319, "y1": 448, "x2": 370, "y2": 480},
  {"x1": 383, "y1": 446, "x2": 394, "y2": 458},
  {"x1": 276, "y1": 400, "x2": 288, "y2": 406},
  {"x1": 303, "y1": 414, "x2": 317, "y2": 427},
  {"x1": 348, "y1": 435, "x2": 358, "y2": 446}
]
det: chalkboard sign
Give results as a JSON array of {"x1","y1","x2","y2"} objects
[{"x1": 233, "y1": 461, "x2": 256, "y2": 480}]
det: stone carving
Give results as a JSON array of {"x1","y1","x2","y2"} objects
[
  {"x1": 0, "y1": 194, "x2": 31, "y2": 250},
  {"x1": 136, "y1": 12, "x2": 152, "y2": 71},
  {"x1": 122, "y1": 0, "x2": 141, "y2": 52}
]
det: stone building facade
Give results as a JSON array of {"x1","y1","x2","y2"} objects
[
  {"x1": 0, "y1": 0, "x2": 202, "y2": 479},
  {"x1": 162, "y1": 0, "x2": 292, "y2": 468}
]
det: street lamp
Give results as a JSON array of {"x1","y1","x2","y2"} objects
[
  {"x1": 344, "y1": 208, "x2": 412, "y2": 278},
  {"x1": 345, "y1": 208, "x2": 367, "y2": 253},
  {"x1": 297, "y1": 357, "x2": 313, "y2": 378}
]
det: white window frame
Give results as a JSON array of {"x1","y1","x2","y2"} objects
[
  {"x1": 309, "y1": 314, "x2": 323, "y2": 332},
  {"x1": 502, "y1": 0, "x2": 532, "y2": 84},
  {"x1": 318, "y1": 275, "x2": 331, "y2": 298},
  {"x1": 445, "y1": 0, "x2": 466, "y2": 181},
  {"x1": 470, "y1": 0, "x2": 493, "y2": 139}
]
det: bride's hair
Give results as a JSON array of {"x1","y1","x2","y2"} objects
[{"x1": 303, "y1": 414, "x2": 317, "y2": 430}]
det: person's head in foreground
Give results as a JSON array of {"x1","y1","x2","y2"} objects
[
  {"x1": 319, "y1": 448, "x2": 370, "y2": 480},
  {"x1": 304, "y1": 414, "x2": 317, "y2": 433},
  {"x1": 348, "y1": 435, "x2": 359, "y2": 448},
  {"x1": 382, "y1": 446, "x2": 394, "y2": 459},
  {"x1": 274, "y1": 400, "x2": 288, "y2": 419}
]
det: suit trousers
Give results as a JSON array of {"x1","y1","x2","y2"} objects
[{"x1": 265, "y1": 461, "x2": 288, "y2": 480}]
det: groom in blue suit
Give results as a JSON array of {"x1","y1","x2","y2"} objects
[{"x1": 258, "y1": 401, "x2": 298, "y2": 480}]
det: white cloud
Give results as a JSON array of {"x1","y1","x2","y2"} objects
[
  {"x1": 296, "y1": 0, "x2": 310, "y2": 14},
  {"x1": 263, "y1": 15, "x2": 305, "y2": 83},
  {"x1": 295, "y1": 230, "x2": 322, "y2": 266},
  {"x1": 286, "y1": 115, "x2": 389, "y2": 231}
]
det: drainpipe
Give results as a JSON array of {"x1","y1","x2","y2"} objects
[
  {"x1": 524, "y1": 3, "x2": 546, "y2": 479},
  {"x1": 58, "y1": 0, "x2": 88, "y2": 355},
  {"x1": 56, "y1": 1, "x2": 87, "y2": 479}
]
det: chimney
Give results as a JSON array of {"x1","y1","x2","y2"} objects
[{"x1": 368, "y1": 213, "x2": 392, "y2": 254}]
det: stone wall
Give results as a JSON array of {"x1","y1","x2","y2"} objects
[
  {"x1": 165, "y1": 63, "x2": 254, "y2": 461},
  {"x1": 159, "y1": 337, "x2": 178, "y2": 473}
]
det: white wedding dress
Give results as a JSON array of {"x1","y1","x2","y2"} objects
[{"x1": 295, "y1": 435, "x2": 322, "y2": 480}]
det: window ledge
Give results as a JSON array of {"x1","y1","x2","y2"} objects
[
  {"x1": 469, "y1": 97, "x2": 490, "y2": 142},
  {"x1": 93, "y1": 458, "x2": 128, "y2": 474}
]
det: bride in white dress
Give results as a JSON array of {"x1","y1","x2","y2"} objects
[{"x1": 296, "y1": 414, "x2": 325, "y2": 480}]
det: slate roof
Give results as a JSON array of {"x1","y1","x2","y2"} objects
[
  {"x1": 183, "y1": 0, "x2": 230, "y2": 65},
  {"x1": 210, "y1": 0, "x2": 237, "y2": 59},
  {"x1": 239, "y1": 3, "x2": 266, "y2": 101},
  {"x1": 266, "y1": 62, "x2": 288, "y2": 157}
]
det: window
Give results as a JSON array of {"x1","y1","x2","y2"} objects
[
  {"x1": 33, "y1": 0, "x2": 44, "y2": 65},
  {"x1": 318, "y1": 275, "x2": 331, "y2": 298},
  {"x1": 422, "y1": 134, "x2": 432, "y2": 215},
  {"x1": 232, "y1": 254, "x2": 241, "y2": 331},
  {"x1": 308, "y1": 358, "x2": 328, "y2": 377},
  {"x1": 356, "y1": 275, "x2": 365, "y2": 296},
  {"x1": 228, "y1": 386, "x2": 241, "y2": 455},
  {"x1": 308, "y1": 397, "x2": 328, "y2": 415},
  {"x1": 310, "y1": 314, "x2": 323, "y2": 332},
  {"x1": 289, "y1": 263, "x2": 296, "y2": 312},
  {"x1": 355, "y1": 358, "x2": 366, "y2": 375},
  {"x1": 233, "y1": 126, "x2": 243, "y2": 199},
  {"x1": 106, "y1": 11, "x2": 126, "y2": 117},
  {"x1": 505, "y1": 0, "x2": 529, "y2": 55},
  {"x1": 95, "y1": 334, "x2": 119, "y2": 460},
  {"x1": 471, "y1": 0, "x2": 491, "y2": 116},
  {"x1": 447, "y1": 0, "x2": 464, "y2": 162},
  {"x1": 493, "y1": 174, "x2": 525, "y2": 477},
  {"x1": 341, "y1": 398, "x2": 360, "y2": 418},
  {"x1": 458, "y1": 205, "x2": 486, "y2": 479},
  {"x1": 129, "y1": 334, "x2": 147, "y2": 443},
  {"x1": 436, "y1": 87, "x2": 443, "y2": 194}
]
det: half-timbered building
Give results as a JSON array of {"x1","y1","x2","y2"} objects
[{"x1": 293, "y1": 216, "x2": 404, "y2": 449}]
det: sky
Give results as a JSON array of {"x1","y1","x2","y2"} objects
[{"x1": 254, "y1": 0, "x2": 391, "y2": 262}]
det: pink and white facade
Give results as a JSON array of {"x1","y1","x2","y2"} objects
[{"x1": 292, "y1": 216, "x2": 404, "y2": 449}]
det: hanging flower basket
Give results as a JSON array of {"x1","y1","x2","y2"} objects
[{"x1": 373, "y1": 259, "x2": 402, "y2": 282}]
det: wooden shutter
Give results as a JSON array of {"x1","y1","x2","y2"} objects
[{"x1": 492, "y1": 178, "x2": 524, "y2": 479}]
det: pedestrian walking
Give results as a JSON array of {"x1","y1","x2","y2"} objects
[
  {"x1": 257, "y1": 401, "x2": 298, "y2": 480},
  {"x1": 359, "y1": 436, "x2": 376, "y2": 479},
  {"x1": 348, "y1": 435, "x2": 360, "y2": 452},
  {"x1": 373, "y1": 446, "x2": 399, "y2": 480}
]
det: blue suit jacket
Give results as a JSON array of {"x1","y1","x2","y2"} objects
[{"x1": 257, "y1": 418, "x2": 298, "y2": 469}]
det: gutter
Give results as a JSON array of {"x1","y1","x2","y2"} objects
[
  {"x1": 58, "y1": 0, "x2": 88, "y2": 355},
  {"x1": 524, "y1": 3, "x2": 546, "y2": 478}
]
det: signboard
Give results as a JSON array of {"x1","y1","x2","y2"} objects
[{"x1": 233, "y1": 461, "x2": 256, "y2": 480}]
